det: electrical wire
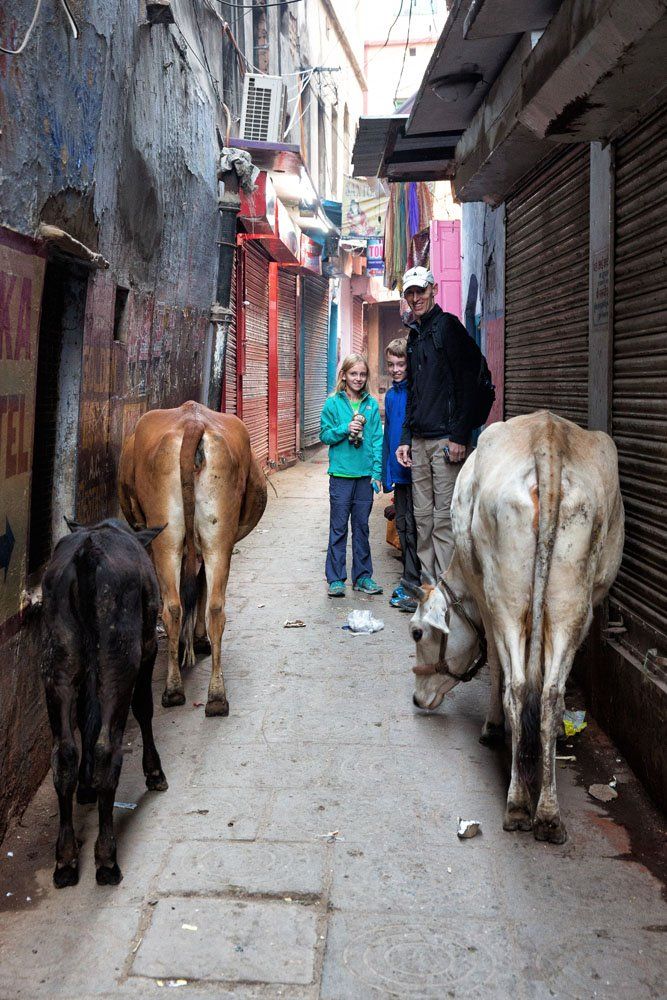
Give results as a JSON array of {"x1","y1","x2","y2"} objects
[
  {"x1": 393, "y1": 0, "x2": 413, "y2": 105},
  {"x1": 213, "y1": 0, "x2": 303, "y2": 10},
  {"x1": 0, "y1": 0, "x2": 43, "y2": 55}
]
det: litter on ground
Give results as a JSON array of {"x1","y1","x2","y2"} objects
[
  {"x1": 588, "y1": 783, "x2": 619, "y2": 802},
  {"x1": 284, "y1": 620, "x2": 306, "y2": 628},
  {"x1": 457, "y1": 818, "x2": 481, "y2": 839},
  {"x1": 563, "y1": 709, "x2": 587, "y2": 737},
  {"x1": 344, "y1": 610, "x2": 384, "y2": 634}
]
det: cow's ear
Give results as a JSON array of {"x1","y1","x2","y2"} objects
[
  {"x1": 64, "y1": 516, "x2": 84, "y2": 533},
  {"x1": 136, "y1": 524, "x2": 166, "y2": 548},
  {"x1": 423, "y1": 600, "x2": 449, "y2": 634}
]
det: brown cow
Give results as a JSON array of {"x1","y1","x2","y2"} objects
[{"x1": 119, "y1": 401, "x2": 267, "y2": 716}]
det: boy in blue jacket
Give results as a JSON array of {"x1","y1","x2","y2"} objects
[{"x1": 382, "y1": 338, "x2": 420, "y2": 612}]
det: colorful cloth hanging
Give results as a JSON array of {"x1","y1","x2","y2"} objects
[{"x1": 383, "y1": 181, "x2": 435, "y2": 289}]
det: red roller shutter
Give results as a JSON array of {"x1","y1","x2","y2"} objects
[
  {"x1": 277, "y1": 268, "x2": 298, "y2": 463},
  {"x1": 352, "y1": 295, "x2": 365, "y2": 355},
  {"x1": 242, "y1": 242, "x2": 270, "y2": 465},
  {"x1": 223, "y1": 250, "x2": 238, "y2": 414}
]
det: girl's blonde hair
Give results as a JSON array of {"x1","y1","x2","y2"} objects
[{"x1": 334, "y1": 353, "x2": 369, "y2": 395}]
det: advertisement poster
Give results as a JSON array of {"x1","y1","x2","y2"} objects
[
  {"x1": 0, "y1": 235, "x2": 45, "y2": 629},
  {"x1": 366, "y1": 237, "x2": 385, "y2": 276},
  {"x1": 341, "y1": 177, "x2": 388, "y2": 239}
]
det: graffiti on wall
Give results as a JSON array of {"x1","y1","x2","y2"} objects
[{"x1": 0, "y1": 233, "x2": 44, "y2": 630}]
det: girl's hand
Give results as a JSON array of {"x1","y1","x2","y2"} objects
[
  {"x1": 371, "y1": 479, "x2": 381, "y2": 494},
  {"x1": 348, "y1": 417, "x2": 363, "y2": 435}
]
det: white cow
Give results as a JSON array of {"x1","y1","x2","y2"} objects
[{"x1": 408, "y1": 411, "x2": 624, "y2": 843}]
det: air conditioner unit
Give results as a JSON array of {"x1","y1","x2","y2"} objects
[{"x1": 240, "y1": 74, "x2": 287, "y2": 143}]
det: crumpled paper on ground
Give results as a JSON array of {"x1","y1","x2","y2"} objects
[{"x1": 345, "y1": 610, "x2": 384, "y2": 634}]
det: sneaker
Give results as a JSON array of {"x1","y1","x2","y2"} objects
[
  {"x1": 328, "y1": 580, "x2": 346, "y2": 597},
  {"x1": 397, "y1": 597, "x2": 418, "y2": 613},
  {"x1": 353, "y1": 576, "x2": 383, "y2": 595},
  {"x1": 390, "y1": 584, "x2": 409, "y2": 607}
]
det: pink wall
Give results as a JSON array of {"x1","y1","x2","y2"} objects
[{"x1": 430, "y1": 220, "x2": 462, "y2": 320}]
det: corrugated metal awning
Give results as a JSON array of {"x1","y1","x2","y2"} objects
[{"x1": 351, "y1": 116, "x2": 457, "y2": 182}]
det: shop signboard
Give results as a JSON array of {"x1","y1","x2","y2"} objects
[{"x1": 342, "y1": 177, "x2": 388, "y2": 239}]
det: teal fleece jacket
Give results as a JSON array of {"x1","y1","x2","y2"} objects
[{"x1": 320, "y1": 390, "x2": 383, "y2": 479}]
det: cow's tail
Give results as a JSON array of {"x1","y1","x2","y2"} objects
[
  {"x1": 518, "y1": 425, "x2": 563, "y2": 788},
  {"x1": 179, "y1": 418, "x2": 206, "y2": 668}
]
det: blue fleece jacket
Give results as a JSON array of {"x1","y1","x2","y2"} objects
[{"x1": 382, "y1": 379, "x2": 412, "y2": 491}]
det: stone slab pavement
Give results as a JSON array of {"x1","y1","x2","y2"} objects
[{"x1": 0, "y1": 449, "x2": 665, "y2": 1000}]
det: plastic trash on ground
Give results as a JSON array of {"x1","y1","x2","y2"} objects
[
  {"x1": 345, "y1": 610, "x2": 384, "y2": 634},
  {"x1": 457, "y1": 818, "x2": 481, "y2": 839},
  {"x1": 563, "y1": 709, "x2": 587, "y2": 737}
]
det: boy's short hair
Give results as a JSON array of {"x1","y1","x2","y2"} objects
[{"x1": 385, "y1": 337, "x2": 407, "y2": 359}]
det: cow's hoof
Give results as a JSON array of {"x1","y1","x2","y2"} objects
[
  {"x1": 205, "y1": 698, "x2": 229, "y2": 717},
  {"x1": 479, "y1": 722, "x2": 505, "y2": 747},
  {"x1": 96, "y1": 863, "x2": 122, "y2": 886},
  {"x1": 146, "y1": 770, "x2": 169, "y2": 792},
  {"x1": 162, "y1": 688, "x2": 186, "y2": 708},
  {"x1": 533, "y1": 816, "x2": 568, "y2": 844},
  {"x1": 53, "y1": 862, "x2": 79, "y2": 888},
  {"x1": 503, "y1": 807, "x2": 533, "y2": 832},
  {"x1": 194, "y1": 635, "x2": 211, "y2": 656},
  {"x1": 76, "y1": 785, "x2": 98, "y2": 805}
]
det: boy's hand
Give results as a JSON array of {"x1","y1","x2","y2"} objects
[{"x1": 396, "y1": 445, "x2": 412, "y2": 468}]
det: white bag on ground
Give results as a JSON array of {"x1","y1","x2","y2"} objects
[{"x1": 346, "y1": 610, "x2": 384, "y2": 634}]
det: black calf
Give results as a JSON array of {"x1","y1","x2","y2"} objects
[{"x1": 41, "y1": 518, "x2": 168, "y2": 888}]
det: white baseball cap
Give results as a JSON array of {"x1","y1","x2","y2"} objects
[{"x1": 402, "y1": 266, "x2": 435, "y2": 291}]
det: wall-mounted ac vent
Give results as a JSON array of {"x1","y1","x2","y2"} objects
[{"x1": 240, "y1": 74, "x2": 287, "y2": 143}]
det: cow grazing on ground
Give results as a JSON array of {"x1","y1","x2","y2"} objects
[
  {"x1": 41, "y1": 518, "x2": 167, "y2": 888},
  {"x1": 118, "y1": 401, "x2": 267, "y2": 716},
  {"x1": 408, "y1": 411, "x2": 624, "y2": 843}
]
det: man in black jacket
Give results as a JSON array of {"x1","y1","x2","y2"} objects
[{"x1": 396, "y1": 266, "x2": 478, "y2": 580}]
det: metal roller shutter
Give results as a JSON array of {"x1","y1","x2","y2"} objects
[
  {"x1": 277, "y1": 269, "x2": 297, "y2": 462},
  {"x1": 224, "y1": 250, "x2": 237, "y2": 414},
  {"x1": 505, "y1": 146, "x2": 590, "y2": 425},
  {"x1": 243, "y1": 242, "x2": 270, "y2": 465},
  {"x1": 352, "y1": 295, "x2": 365, "y2": 355},
  {"x1": 302, "y1": 274, "x2": 330, "y2": 448},
  {"x1": 611, "y1": 101, "x2": 667, "y2": 651}
]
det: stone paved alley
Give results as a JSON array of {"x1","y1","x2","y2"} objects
[{"x1": 0, "y1": 451, "x2": 665, "y2": 1000}]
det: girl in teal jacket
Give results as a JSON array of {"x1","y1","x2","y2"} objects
[{"x1": 319, "y1": 354, "x2": 384, "y2": 598}]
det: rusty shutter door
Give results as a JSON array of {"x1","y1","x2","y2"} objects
[
  {"x1": 242, "y1": 242, "x2": 270, "y2": 465},
  {"x1": 223, "y1": 250, "x2": 237, "y2": 414},
  {"x1": 352, "y1": 295, "x2": 365, "y2": 355},
  {"x1": 302, "y1": 274, "x2": 330, "y2": 448},
  {"x1": 505, "y1": 146, "x2": 590, "y2": 425},
  {"x1": 611, "y1": 101, "x2": 667, "y2": 652},
  {"x1": 277, "y1": 268, "x2": 297, "y2": 462}
]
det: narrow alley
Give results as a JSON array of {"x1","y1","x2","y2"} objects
[{"x1": 1, "y1": 452, "x2": 664, "y2": 1000}]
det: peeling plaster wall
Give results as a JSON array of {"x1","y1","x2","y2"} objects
[{"x1": 0, "y1": 0, "x2": 240, "y2": 838}]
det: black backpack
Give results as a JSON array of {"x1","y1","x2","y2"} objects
[
  {"x1": 470, "y1": 352, "x2": 496, "y2": 429},
  {"x1": 431, "y1": 318, "x2": 496, "y2": 430}
]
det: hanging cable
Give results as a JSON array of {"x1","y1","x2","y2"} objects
[
  {"x1": 0, "y1": 0, "x2": 43, "y2": 55},
  {"x1": 213, "y1": 0, "x2": 303, "y2": 8},
  {"x1": 393, "y1": 0, "x2": 413, "y2": 105}
]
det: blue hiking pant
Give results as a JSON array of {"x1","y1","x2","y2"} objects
[{"x1": 325, "y1": 476, "x2": 374, "y2": 584}]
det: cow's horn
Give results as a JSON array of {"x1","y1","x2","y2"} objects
[
  {"x1": 400, "y1": 577, "x2": 426, "y2": 601},
  {"x1": 421, "y1": 570, "x2": 436, "y2": 587}
]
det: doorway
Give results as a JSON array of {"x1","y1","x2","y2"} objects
[{"x1": 28, "y1": 259, "x2": 87, "y2": 573}]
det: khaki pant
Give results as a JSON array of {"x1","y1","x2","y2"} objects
[{"x1": 411, "y1": 436, "x2": 462, "y2": 581}]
